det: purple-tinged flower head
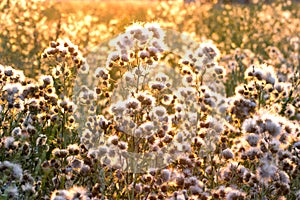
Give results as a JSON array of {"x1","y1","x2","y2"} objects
[
  {"x1": 1, "y1": 161, "x2": 23, "y2": 180},
  {"x1": 245, "y1": 133, "x2": 260, "y2": 147},
  {"x1": 222, "y1": 148, "x2": 234, "y2": 160},
  {"x1": 245, "y1": 64, "x2": 277, "y2": 85},
  {"x1": 257, "y1": 153, "x2": 277, "y2": 182}
]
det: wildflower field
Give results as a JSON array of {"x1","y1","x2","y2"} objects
[{"x1": 0, "y1": 0, "x2": 300, "y2": 199}]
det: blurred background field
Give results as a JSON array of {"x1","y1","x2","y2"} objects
[{"x1": 1, "y1": 0, "x2": 299, "y2": 78}]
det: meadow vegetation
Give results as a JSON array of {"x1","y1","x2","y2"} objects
[{"x1": 0, "y1": 0, "x2": 299, "y2": 199}]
